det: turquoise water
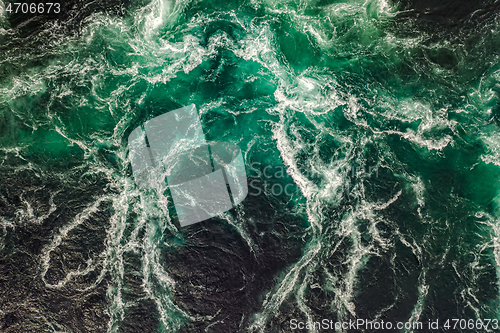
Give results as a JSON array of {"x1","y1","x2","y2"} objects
[{"x1": 1, "y1": 0, "x2": 500, "y2": 332}]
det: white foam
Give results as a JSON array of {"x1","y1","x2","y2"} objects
[{"x1": 41, "y1": 196, "x2": 111, "y2": 289}]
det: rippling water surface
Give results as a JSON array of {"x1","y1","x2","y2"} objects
[{"x1": 1, "y1": 0, "x2": 500, "y2": 332}]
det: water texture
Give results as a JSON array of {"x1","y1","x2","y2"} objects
[{"x1": 1, "y1": 0, "x2": 500, "y2": 332}]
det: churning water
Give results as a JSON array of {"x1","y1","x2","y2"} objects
[{"x1": 1, "y1": 0, "x2": 500, "y2": 332}]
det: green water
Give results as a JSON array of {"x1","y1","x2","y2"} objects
[{"x1": 1, "y1": 0, "x2": 500, "y2": 332}]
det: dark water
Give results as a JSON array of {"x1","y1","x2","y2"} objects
[{"x1": 1, "y1": 0, "x2": 500, "y2": 332}]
